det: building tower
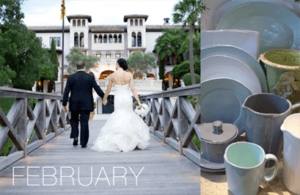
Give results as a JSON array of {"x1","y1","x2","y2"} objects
[
  {"x1": 123, "y1": 15, "x2": 148, "y2": 57},
  {"x1": 67, "y1": 15, "x2": 92, "y2": 55}
]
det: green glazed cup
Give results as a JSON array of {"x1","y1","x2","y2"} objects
[{"x1": 260, "y1": 49, "x2": 300, "y2": 113}]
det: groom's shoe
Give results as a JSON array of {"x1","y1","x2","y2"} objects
[
  {"x1": 73, "y1": 137, "x2": 78, "y2": 146},
  {"x1": 81, "y1": 145, "x2": 87, "y2": 148}
]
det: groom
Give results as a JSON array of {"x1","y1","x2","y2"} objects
[{"x1": 62, "y1": 61, "x2": 104, "y2": 148}]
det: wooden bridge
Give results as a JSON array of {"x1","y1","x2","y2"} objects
[{"x1": 0, "y1": 85, "x2": 200, "y2": 194}]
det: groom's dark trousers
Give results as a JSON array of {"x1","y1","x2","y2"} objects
[{"x1": 62, "y1": 70, "x2": 104, "y2": 146}]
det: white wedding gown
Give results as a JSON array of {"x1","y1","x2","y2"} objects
[{"x1": 91, "y1": 83, "x2": 150, "y2": 152}]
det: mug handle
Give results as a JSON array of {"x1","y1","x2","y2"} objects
[
  {"x1": 291, "y1": 102, "x2": 300, "y2": 112},
  {"x1": 263, "y1": 154, "x2": 279, "y2": 182}
]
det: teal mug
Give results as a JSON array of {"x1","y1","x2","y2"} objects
[{"x1": 224, "y1": 142, "x2": 279, "y2": 195}]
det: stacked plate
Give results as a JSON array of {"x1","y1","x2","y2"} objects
[
  {"x1": 200, "y1": 31, "x2": 267, "y2": 172},
  {"x1": 202, "y1": 0, "x2": 300, "y2": 55},
  {"x1": 200, "y1": 42, "x2": 267, "y2": 126},
  {"x1": 200, "y1": 0, "x2": 300, "y2": 173}
]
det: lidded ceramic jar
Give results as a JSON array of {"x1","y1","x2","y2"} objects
[{"x1": 201, "y1": 121, "x2": 238, "y2": 164}]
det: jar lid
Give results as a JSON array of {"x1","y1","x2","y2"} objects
[{"x1": 201, "y1": 121, "x2": 238, "y2": 144}]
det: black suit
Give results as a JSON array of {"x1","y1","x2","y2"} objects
[{"x1": 63, "y1": 70, "x2": 104, "y2": 146}]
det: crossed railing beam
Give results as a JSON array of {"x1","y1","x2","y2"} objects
[
  {"x1": 138, "y1": 84, "x2": 201, "y2": 166},
  {"x1": 0, "y1": 87, "x2": 70, "y2": 171}
]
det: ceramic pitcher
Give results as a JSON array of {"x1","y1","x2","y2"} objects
[
  {"x1": 280, "y1": 113, "x2": 300, "y2": 194},
  {"x1": 240, "y1": 93, "x2": 300, "y2": 167}
]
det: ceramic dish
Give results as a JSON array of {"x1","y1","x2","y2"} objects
[
  {"x1": 214, "y1": 0, "x2": 300, "y2": 29},
  {"x1": 201, "y1": 45, "x2": 268, "y2": 92},
  {"x1": 200, "y1": 157, "x2": 225, "y2": 173},
  {"x1": 200, "y1": 0, "x2": 230, "y2": 31},
  {"x1": 216, "y1": 2, "x2": 300, "y2": 55},
  {"x1": 201, "y1": 55, "x2": 262, "y2": 94},
  {"x1": 201, "y1": 30, "x2": 259, "y2": 59},
  {"x1": 201, "y1": 78, "x2": 252, "y2": 136}
]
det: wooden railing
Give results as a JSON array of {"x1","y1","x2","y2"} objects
[
  {"x1": 138, "y1": 84, "x2": 201, "y2": 166},
  {"x1": 0, "y1": 87, "x2": 70, "y2": 171}
]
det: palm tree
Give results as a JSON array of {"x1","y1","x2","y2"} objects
[
  {"x1": 154, "y1": 28, "x2": 186, "y2": 65},
  {"x1": 173, "y1": 0, "x2": 207, "y2": 109},
  {"x1": 178, "y1": 30, "x2": 201, "y2": 58}
]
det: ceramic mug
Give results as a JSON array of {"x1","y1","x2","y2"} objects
[{"x1": 224, "y1": 142, "x2": 279, "y2": 195}]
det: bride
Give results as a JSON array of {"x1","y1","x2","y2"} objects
[{"x1": 91, "y1": 58, "x2": 150, "y2": 152}]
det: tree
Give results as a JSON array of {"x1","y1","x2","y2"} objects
[
  {"x1": 171, "y1": 58, "x2": 200, "y2": 79},
  {"x1": 38, "y1": 48, "x2": 55, "y2": 92},
  {"x1": 126, "y1": 51, "x2": 157, "y2": 79},
  {"x1": 178, "y1": 30, "x2": 200, "y2": 58},
  {"x1": 183, "y1": 73, "x2": 200, "y2": 86},
  {"x1": 50, "y1": 38, "x2": 59, "y2": 80},
  {"x1": 0, "y1": 0, "x2": 49, "y2": 90},
  {"x1": 154, "y1": 28, "x2": 186, "y2": 65},
  {"x1": 66, "y1": 47, "x2": 99, "y2": 74},
  {"x1": 173, "y1": 0, "x2": 207, "y2": 109},
  {"x1": 0, "y1": 31, "x2": 17, "y2": 86},
  {"x1": 158, "y1": 57, "x2": 165, "y2": 90}
]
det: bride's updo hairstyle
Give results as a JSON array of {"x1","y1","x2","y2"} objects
[{"x1": 117, "y1": 58, "x2": 128, "y2": 71}]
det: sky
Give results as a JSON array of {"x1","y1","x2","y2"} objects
[{"x1": 21, "y1": 0, "x2": 182, "y2": 26}]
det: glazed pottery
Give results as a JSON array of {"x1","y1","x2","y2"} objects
[
  {"x1": 216, "y1": 2, "x2": 300, "y2": 55},
  {"x1": 201, "y1": 55, "x2": 262, "y2": 94},
  {"x1": 201, "y1": 30, "x2": 259, "y2": 59},
  {"x1": 260, "y1": 49, "x2": 300, "y2": 113},
  {"x1": 214, "y1": 0, "x2": 300, "y2": 30},
  {"x1": 201, "y1": 78, "x2": 251, "y2": 136},
  {"x1": 201, "y1": 0, "x2": 230, "y2": 30},
  {"x1": 240, "y1": 93, "x2": 300, "y2": 167},
  {"x1": 201, "y1": 45, "x2": 268, "y2": 92},
  {"x1": 280, "y1": 113, "x2": 300, "y2": 194},
  {"x1": 224, "y1": 142, "x2": 278, "y2": 195},
  {"x1": 201, "y1": 121, "x2": 238, "y2": 164}
]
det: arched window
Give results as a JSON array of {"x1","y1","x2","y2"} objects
[
  {"x1": 113, "y1": 34, "x2": 117, "y2": 43},
  {"x1": 82, "y1": 20, "x2": 86, "y2": 26},
  {"x1": 94, "y1": 34, "x2": 97, "y2": 43},
  {"x1": 140, "y1": 19, "x2": 143, "y2": 26},
  {"x1": 135, "y1": 19, "x2": 138, "y2": 26},
  {"x1": 137, "y1": 32, "x2": 142, "y2": 47},
  {"x1": 80, "y1": 32, "x2": 84, "y2": 47},
  {"x1": 109, "y1": 34, "x2": 113, "y2": 43},
  {"x1": 132, "y1": 32, "x2": 136, "y2": 47},
  {"x1": 104, "y1": 34, "x2": 107, "y2": 43},
  {"x1": 74, "y1": 32, "x2": 78, "y2": 47},
  {"x1": 130, "y1": 19, "x2": 133, "y2": 26},
  {"x1": 77, "y1": 20, "x2": 81, "y2": 26},
  {"x1": 73, "y1": 20, "x2": 76, "y2": 27},
  {"x1": 118, "y1": 34, "x2": 122, "y2": 43},
  {"x1": 99, "y1": 34, "x2": 102, "y2": 43}
]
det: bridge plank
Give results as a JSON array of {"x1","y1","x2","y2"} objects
[{"x1": 0, "y1": 120, "x2": 200, "y2": 194}]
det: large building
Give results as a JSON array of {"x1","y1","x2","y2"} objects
[{"x1": 28, "y1": 14, "x2": 198, "y2": 91}]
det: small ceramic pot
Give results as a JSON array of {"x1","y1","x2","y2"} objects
[
  {"x1": 201, "y1": 121, "x2": 238, "y2": 164},
  {"x1": 260, "y1": 49, "x2": 300, "y2": 113}
]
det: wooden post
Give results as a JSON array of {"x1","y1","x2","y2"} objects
[
  {"x1": 37, "y1": 100, "x2": 46, "y2": 144},
  {"x1": 24, "y1": 139, "x2": 29, "y2": 158},
  {"x1": 152, "y1": 98, "x2": 158, "y2": 134},
  {"x1": 17, "y1": 98, "x2": 27, "y2": 157},
  {"x1": 162, "y1": 97, "x2": 170, "y2": 143},
  {"x1": 177, "y1": 97, "x2": 188, "y2": 155}
]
